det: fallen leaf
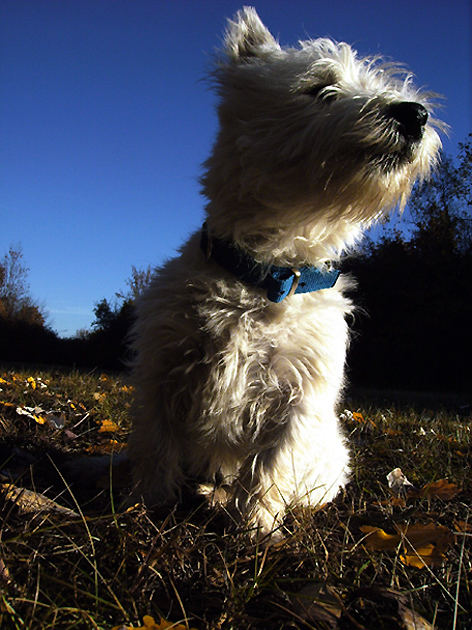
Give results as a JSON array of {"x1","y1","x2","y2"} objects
[
  {"x1": 1, "y1": 483, "x2": 79, "y2": 518},
  {"x1": 27, "y1": 376, "x2": 37, "y2": 390},
  {"x1": 360, "y1": 522, "x2": 454, "y2": 567},
  {"x1": 111, "y1": 615, "x2": 197, "y2": 630},
  {"x1": 400, "y1": 544, "x2": 445, "y2": 568},
  {"x1": 387, "y1": 467, "x2": 415, "y2": 494},
  {"x1": 386, "y1": 472, "x2": 460, "y2": 502},
  {"x1": 16, "y1": 405, "x2": 47, "y2": 424},
  {"x1": 395, "y1": 522, "x2": 454, "y2": 549},
  {"x1": 420, "y1": 479, "x2": 461, "y2": 500},
  {"x1": 98, "y1": 418, "x2": 120, "y2": 433},
  {"x1": 360, "y1": 525, "x2": 400, "y2": 551}
]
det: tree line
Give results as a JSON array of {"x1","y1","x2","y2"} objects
[
  {"x1": 345, "y1": 135, "x2": 471, "y2": 392},
  {"x1": 1, "y1": 136, "x2": 470, "y2": 392}
]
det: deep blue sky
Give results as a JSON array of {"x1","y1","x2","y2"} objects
[{"x1": 1, "y1": 0, "x2": 470, "y2": 336}]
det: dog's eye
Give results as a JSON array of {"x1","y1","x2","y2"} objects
[
  {"x1": 304, "y1": 84, "x2": 327, "y2": 97},
  {"x1": 303, "y1": 84, "x2": 336, "y2": 102}
]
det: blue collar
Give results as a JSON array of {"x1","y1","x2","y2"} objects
[{"x1": 201, "y1": 223, "x2": 340, "y2": 303}]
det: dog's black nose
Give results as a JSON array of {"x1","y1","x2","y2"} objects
[{"x1": 387, "y1": 101, "x2": 428, "y2": 141}]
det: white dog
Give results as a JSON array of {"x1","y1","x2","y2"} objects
[{"x1": 129, "y1": 7, "x2": 441, "y2": 538}]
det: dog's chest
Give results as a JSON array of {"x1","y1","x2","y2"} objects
[{"x1": 197, "y1": 287, "x2": 350, "y2": 427}]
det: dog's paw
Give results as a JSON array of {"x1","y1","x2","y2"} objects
[
  {"x1": 247, "y1": 505, "x2": 285, "y2": 544},
  {"x1": 197, "y1": 482, "x2": 231, "y2": 507}
]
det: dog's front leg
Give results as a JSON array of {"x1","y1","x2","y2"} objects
[
  {"x1": 229, "y1": 409, "x2": 297, "y2": 540},
  {"x1": 233, "y1": 450, "x2": 288, "y2": 540},
  {"x1": 230, "y1": 400, "x2": 350, "y2": 541}
]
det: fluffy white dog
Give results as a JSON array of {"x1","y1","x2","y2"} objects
[{"x1": 129, "y1": 7, "x2": 441, "y2": 538}]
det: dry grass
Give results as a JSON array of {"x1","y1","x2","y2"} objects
[{"x1": 0, "y1": 368, "x2": 470, "y2": 629}]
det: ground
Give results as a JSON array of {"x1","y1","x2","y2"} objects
[{"x1": 0, "y1": 368, "x2": 470, "y2": 629}]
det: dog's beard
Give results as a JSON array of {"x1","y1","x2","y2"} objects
[{"x1": 369, "y1": 141, "x2": 420, "y2": 172}]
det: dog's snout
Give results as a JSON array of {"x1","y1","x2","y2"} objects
[{"x1": 387, "y1": 101, "x2": 428, "y2": 141}]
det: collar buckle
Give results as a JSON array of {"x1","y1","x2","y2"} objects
[{"x1": 287, "y1": 268, "x2": 301, "y2": 298}]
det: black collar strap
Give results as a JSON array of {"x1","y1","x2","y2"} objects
[{"x1": 200, "y1": 223, "x2": 340, "y2": 303}]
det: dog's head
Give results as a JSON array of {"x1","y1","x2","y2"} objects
[{"x1": 202, "y1": 7, "x2": 443, "y2": 263}]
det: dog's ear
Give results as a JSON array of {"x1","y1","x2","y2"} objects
[{"x1": 225, "y1": 6, "x2": 281, "y2": 61}]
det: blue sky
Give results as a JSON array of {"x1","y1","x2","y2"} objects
[{"x1": 1, "y1": 0, "x2": 470, "y2": 337}]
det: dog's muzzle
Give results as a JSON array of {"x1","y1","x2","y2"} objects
[
  {"x1": 387, "y1": 101, "x2": 428, "y2": 142},
  {"x1": 373, "y1": 101, "x2": 429, "y2": 171}
]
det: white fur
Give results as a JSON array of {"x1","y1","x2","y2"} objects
[{"x1": 129, "y1": 7, "x2": 442, "y2": 539}]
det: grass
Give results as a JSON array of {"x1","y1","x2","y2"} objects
[{"x1": 0, "y1": 368, "x2": 470, "y2": 629}]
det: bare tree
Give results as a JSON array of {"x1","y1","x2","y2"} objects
[
  {"x1": 0, "y1": 246, "x2": 45, "y2": 325},
  {"x1": 115, "y1": 265, "x2": 153, "y2": 302}
]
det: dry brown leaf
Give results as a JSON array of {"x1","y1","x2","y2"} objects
[
  {"x1": 1, "y1": 483, "x2": 79, "y2": 518},
  {"x1": 395, "y1": 522, "x2": 454, "y2": 565},
  {"x1": 385, "y1": 474, "x2": 461, "y2": 502},
  {"x1": 400, "y1": 544, "x2": 445, "y2": 568},
  {"x1": 419, "y1": 479, "x2": 461, "y2": 500},
  {"x1": 360, "y1": 522, "x2": 454, "y2": 567},
  {"x1": 395, "y1": 522, "x2": 453, "y2": 545},
  {"x1": 360, "y1": 525, "x2": 401, "y2": 551}
]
